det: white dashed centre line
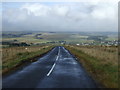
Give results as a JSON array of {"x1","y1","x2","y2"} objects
[{"x1": 47, "y1": 47, "x2": 60, "y2": 76}]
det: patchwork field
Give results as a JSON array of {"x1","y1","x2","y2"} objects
[{"x1": 1, "y1": 31, "x2": 118, "y2": 46}]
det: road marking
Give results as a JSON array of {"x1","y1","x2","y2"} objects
[
  {"x1": 47, "y1": 47, "x2": 60, "y2": 76},
  {"x1": 47, "y1": 63, "x2": 56, "y2": 76}
]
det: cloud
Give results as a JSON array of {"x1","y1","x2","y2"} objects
[
  {"x1": 3, "y1": 9, "x2": 28, "y2": 23},
  {"x1": 21, "y1": 3, "x2": 51, "y2": 16},
  {"x1": 2, "y1": 2, "x2": 118, "y2": 32},
  {"x1": 91, "y1": 3, "x2": 117, "y2": 20}
]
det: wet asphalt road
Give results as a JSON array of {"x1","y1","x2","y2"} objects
[{"x1": 2, "y1": 46, "x2": 98, "y2": 88}]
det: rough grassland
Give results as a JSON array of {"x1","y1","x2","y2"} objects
[
  {"x1": 65, "y1": 45, "x2": 118, "y2": 88},
  {"x1": 2, "y1": 45, "x2": 54, "y2": 75}
]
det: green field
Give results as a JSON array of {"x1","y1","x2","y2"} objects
[{"x1": 2, "y1": 31, "x2": 118, "y2": 45}]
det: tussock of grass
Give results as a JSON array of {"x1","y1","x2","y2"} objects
[
  {"x1": 2, "y1": 45, "x2": 54, "y2": 74},
  {"x1": 65, "y1": 45, "x2": 118, "y2": 88}
]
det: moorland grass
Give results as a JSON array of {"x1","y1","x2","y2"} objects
[
  {"x1": 2, "y1": 45, "x2": 54, "y2": 74},
  {"x1": 65, "y1": 45, "x2": 118, "y2": 88}
]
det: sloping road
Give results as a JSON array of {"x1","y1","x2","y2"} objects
[{"x1": 2, "y1": 46, "x2": 98, "y2": 88}]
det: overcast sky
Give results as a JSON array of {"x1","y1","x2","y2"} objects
[{"x1": 2, "y1": 1, "x2": 118, "y2": 32}]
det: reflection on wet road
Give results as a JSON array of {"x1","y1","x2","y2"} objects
[{"x1": 2, "y1": 46, "x2": 98, "y2": 88}]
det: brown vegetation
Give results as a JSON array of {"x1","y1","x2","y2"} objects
[
  {"x1": 1, "y1": 45, "x2": 54, "y2": 74},
  {"x1": 65, "y1": 45, "x2": 118, "y2": 88}
]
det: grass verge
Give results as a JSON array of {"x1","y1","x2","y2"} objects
[
  {"x1": 65, "y1": 45, "x2": 118, "y2": 88},
  {"x1": 2, "y1": 46, "x2": 54, "y2": 75}
]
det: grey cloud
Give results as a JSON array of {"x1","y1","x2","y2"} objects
[{"x1": 2, "y1": 2, "x2": 117, "y2": 32}]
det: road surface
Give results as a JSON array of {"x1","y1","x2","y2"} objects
[{"x1": 2, "y1": 46, "x2": 98, "y2": 88}]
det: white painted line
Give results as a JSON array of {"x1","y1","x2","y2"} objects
[
  {"x1": 46, "y1": 47, "x2": 60, "y2": 76},
  {"x1": 47, "y1": 63, "x2": 56, "y2": 76}
]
